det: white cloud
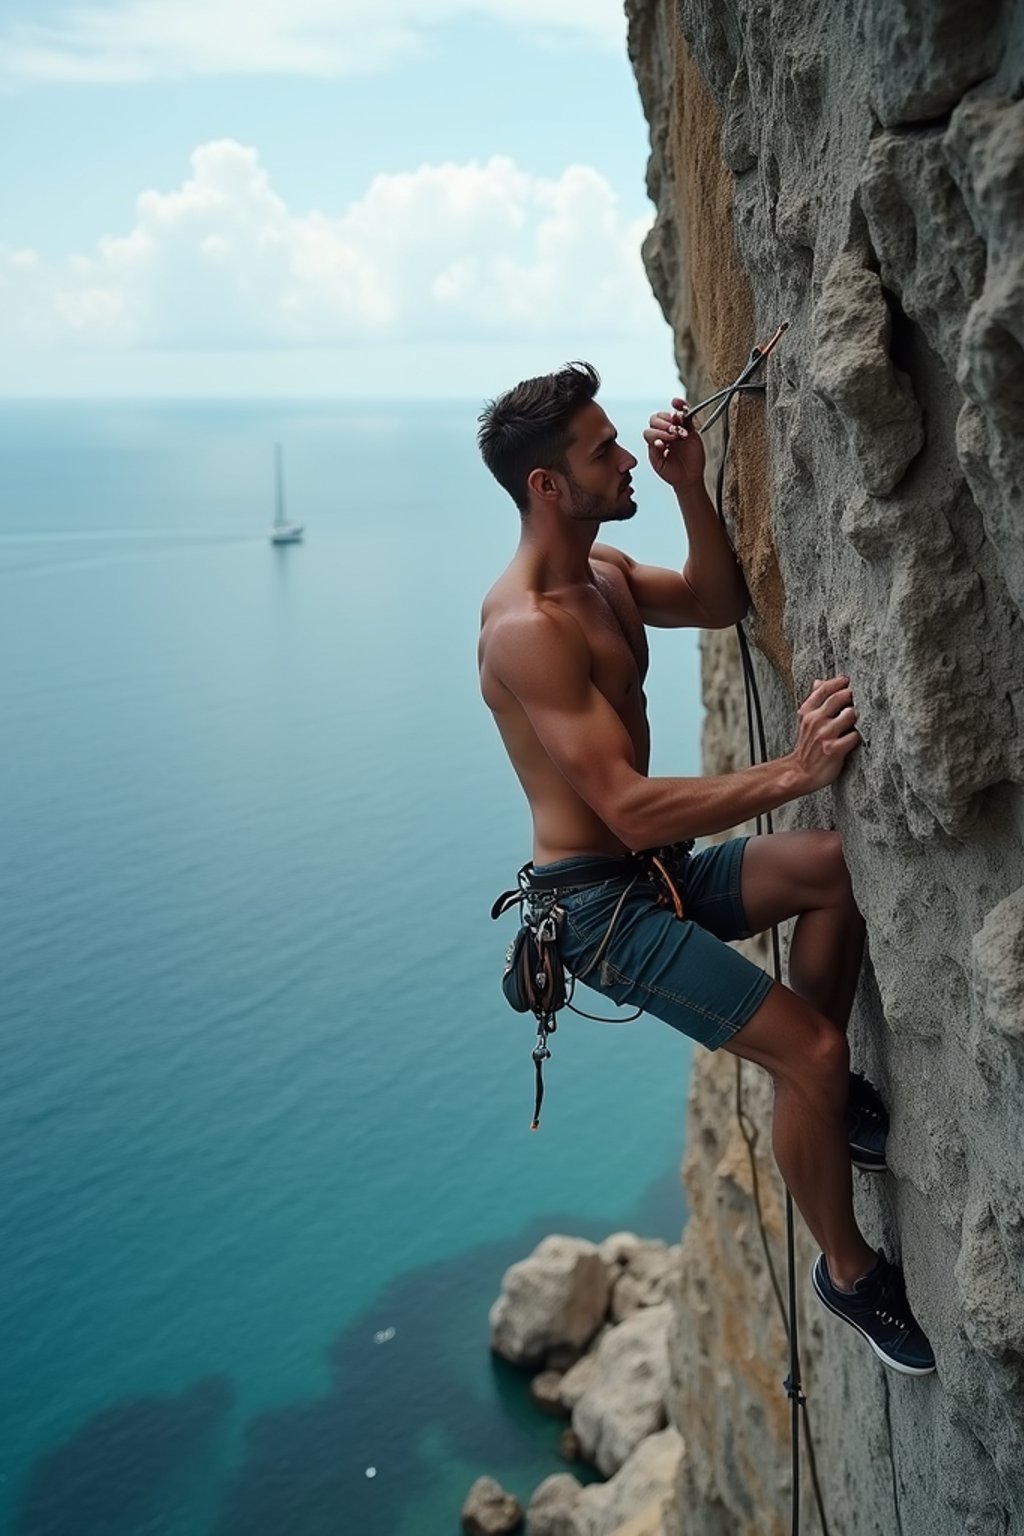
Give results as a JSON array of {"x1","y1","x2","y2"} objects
[
  {"x1": 0, "y1": 140, "x2": 661, "y2": 352},
  {"x1": 0, "y1": 0, "x2": 625, "y2": 84}
]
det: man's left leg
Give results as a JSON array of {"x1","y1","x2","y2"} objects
[
  {"x1": 737, "y1": 828, "x2": 887, "y2": 1172},
  {"x1": 739, "y1": 829, "x2": 865, "y2": 1034}
]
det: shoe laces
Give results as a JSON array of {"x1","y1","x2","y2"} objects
[
  {"x1": 871, "y1": 1261, "x2": 913, "y2": 1331},
  {"x1": 849, "y1": 1071, "x2": 885, "y2": 1122}
]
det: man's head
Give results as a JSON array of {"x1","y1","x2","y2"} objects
[{"x1": 477, "y1": 362, "x2": 637, "y2": 524}]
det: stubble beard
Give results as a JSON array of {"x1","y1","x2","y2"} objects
[{"x1": 567, "y1": 481, "x2": 637, "y2": 524}]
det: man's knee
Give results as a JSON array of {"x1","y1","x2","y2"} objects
[
  {"x1": 811, "y1": 828, "x2": 857, "y2": 908},
  {"x1": 729, "y1": 983, "x2": 848, "y2": 1090},
  {"x1": 774, "y1": 1006, "x2": 848, "y2": 1097},
  {"x1": 805, "y1": 1016, "x2": 849, "y2": 1087}
]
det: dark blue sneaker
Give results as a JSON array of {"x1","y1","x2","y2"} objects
[
  {"x1": 812, "y1": 1251, "x2": 936, "y2": 1374},
  {"x1": 846, "y1": 1071, "x2": 888, "y2": 1172}
]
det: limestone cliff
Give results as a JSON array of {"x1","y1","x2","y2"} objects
[{"x1": 627, "y1": 2, "x2": 1024, "y2": 1532}]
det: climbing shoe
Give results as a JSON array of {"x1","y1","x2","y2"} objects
[
  {"x1": 846, "y1": 1070, "x2": 888, "y2": 1172},
  {"x1": 811, "y1": 1251, "x2": 936, "y2": 1375}
]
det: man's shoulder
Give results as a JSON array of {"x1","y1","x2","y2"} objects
[
  {"x1": 482, "y1": 587, "x2": 580, "y2": 648},
  {"x1": 590, "y1": 542, "x2": 635, "y2": 575},
  {"x1": 480, "y1": 588, "x2": 587, "y2": 693}
]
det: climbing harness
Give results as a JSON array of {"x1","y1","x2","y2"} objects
[
  {"x1": 491, "y1": 845, "x2": 692, "y2": 1130},
  {"x1": 702, "y1": 323, "x2": 831, "y2": 1536}
]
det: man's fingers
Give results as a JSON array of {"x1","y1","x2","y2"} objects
[
  {"x1": 833, "y1": 728, "x2": 862, "y2": 757},
  {"x1": 821, "y1": 688, "x2": 854, "y2": 716},
  {"x1": 647, "y1": 413, "x2": 683, "y2": 438},
  {"x1": 805, "y1": 674, "x2": 850, "y2": 705},
  {"x1": 826, "y1": 705, "x2": 858, "y2": 733},
  {"x1": 799, "y1": 676, "x2": 851, "y2": 719}
]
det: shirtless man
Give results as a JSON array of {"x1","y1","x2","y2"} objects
[{"x1": 477, "y1": 361, "x2": 934, "y2": 1376}]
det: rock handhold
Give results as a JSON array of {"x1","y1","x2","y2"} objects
[
  {"x1": 811, "y1": 250, "x2": 924, "y2": 496},
  {"x1": 461, "y1": 1476, "x2": 524, "y2": 1535},
  {"x1": 490, "y1": 1236, "x2": 610, "y2": 1367}
]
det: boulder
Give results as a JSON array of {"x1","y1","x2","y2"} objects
[
  {"x1": 490, "y1": 1236, "x2": 610, "y2": 1366},
  {"x1": 609, "y1": 1241, "x2": 679, "y2": 1322},
  {"x1": 562, "y1": 1305, "x2": 672, "y2": 1476},
  {"x1": 558, "y1": 1349, "x2": 601, "y2": 1413},
  {"x1": 598, "y1": 1232, "x2": 642, "y2": 1269},
  {"x1": 559, "y1": 1427, "x2": 582, "y2": 1463},
  {"x1": 530, "y1": 1370, "x2": 570, "y2": 1419},
  {"x1": 580, "y1": 1428, "x2": 685, "y2": 1536},
  {"x1": 526, "y1": 1429, "x2": 685, "y2": 1536},
  {"x1": 461, "y1": 1475, "x2": 524, "y2": 1535},
  {"x1": 526, "y1": 1473, "x2": 584, "y2": 1536}
]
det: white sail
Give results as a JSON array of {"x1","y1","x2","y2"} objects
[{"x1": 270, "y1": 442, "x2": 304, "y2": 543}]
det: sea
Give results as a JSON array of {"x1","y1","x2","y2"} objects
[{"x1": 0, "y1": 399, "x2": 704, "y2": 1536}]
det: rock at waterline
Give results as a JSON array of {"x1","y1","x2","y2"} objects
[
  {"x1": 558, "y1": 1303, "x2": 671, "y2": 1477},
  {"x1": 529, "y1": 1370, "x2": 570, "y2": 1419},
  {"x1": 528, "y1": 1427, "x2": 684, "y2": 1536},
  {"x1": 489, "y1": 1235, "x2": 609, "y2": 1366},
  {"x1": 461, "y1": 1475, "x2": 524, "y2": 1535}
]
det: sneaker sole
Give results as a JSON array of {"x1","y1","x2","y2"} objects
[
  {"x1": 850, "y1": 1152, "x2": 887, "y2": 1173},
  {"x1": 810, "y1": 1261, "x2": 936, "y2": 1376}
]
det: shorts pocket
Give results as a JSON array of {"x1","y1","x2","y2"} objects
[{"x1": 559, "y1": 885, "x2": 627, "y2": 974}]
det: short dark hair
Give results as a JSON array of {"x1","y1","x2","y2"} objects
[{"x1": 477, "y1": 361, "x2": 600, "y2": 511}]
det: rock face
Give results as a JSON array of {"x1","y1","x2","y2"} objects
[{"x1": 627, "y1": 2, "x2": 1024, "y2": 1533}]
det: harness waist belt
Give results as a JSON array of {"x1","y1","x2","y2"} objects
[
  {"x1": 526, "y1": 857, "x2": 634, "y2": 892},
  {"x1": 526, "y1": 841, "x2": 695, "y2": 893}
]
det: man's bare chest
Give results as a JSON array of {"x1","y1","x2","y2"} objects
[{"x1": 562, "y1": 570, "x2": 649, "y2": 704}]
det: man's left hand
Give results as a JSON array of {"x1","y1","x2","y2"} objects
[{"x1": 644, "y1": 398, "x2": 706, "y2": 490}]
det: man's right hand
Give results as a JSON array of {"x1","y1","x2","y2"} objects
[{"x1": 790, "y1": 675, "x2": 862, "y2": 792}]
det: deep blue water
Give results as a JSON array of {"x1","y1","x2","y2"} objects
[{"x1": 0, "y1": 400, "x2": 703, "y2": 1536}]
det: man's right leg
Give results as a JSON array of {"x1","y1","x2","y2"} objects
[
  {"x1": 725, "y1": 978, "x2": 936, "y2": 1373},
  {"x1": 722, "y1": 978, "x2": 876, "y2": 1290}
]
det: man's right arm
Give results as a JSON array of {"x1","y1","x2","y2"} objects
[{"x1": 488, "y1": 607, "x2": 860, "y2": 849}]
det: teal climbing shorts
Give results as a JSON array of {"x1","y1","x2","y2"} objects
[{"x1": 539, "y1": 836, "x2": 774, "y2": 1050}]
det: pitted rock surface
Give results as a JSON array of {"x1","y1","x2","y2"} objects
[{"x1": 627, "y1": 0, "x2": 1024, "y2": 1531}]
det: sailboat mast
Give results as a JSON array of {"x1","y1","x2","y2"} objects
[{"x1": 274, "y1": 443, "x2": 285, "y2": 528}]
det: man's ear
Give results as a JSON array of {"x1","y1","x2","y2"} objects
[{"x1": 526, "y1": 466, "x2": 561, "y2": 503}]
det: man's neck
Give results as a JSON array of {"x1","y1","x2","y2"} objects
[{"x1": 516, "y1": 516, "x2": 598, "y2": 592}]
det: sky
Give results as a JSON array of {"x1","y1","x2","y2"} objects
[{"x1": 0, "y1": 0, "x2": 679, "y2": 398}]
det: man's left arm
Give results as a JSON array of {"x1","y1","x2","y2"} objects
[{"x1": 596, "y1": 399, "x2": 750, "y2": 629}]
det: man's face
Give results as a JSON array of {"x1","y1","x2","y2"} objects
[{"x1": 561, "y1": 403, "x2": 639, "y2": 524}]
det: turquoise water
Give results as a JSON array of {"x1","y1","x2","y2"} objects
[{"x1": 0, "y1": 400, "x2": 703, "y2": 1536}]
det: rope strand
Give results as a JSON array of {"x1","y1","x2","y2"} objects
[{"x1": 710, "y1": 363, "x2": 831, "y2": 1536}]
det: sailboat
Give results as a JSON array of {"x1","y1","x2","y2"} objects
[{"x1": 269, "y1": 443, "x2": 304, "y2": 544}]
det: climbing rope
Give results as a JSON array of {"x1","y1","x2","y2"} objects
[{"x1": 692, "y1": 332, "x2": 831, "y2": 1536}]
